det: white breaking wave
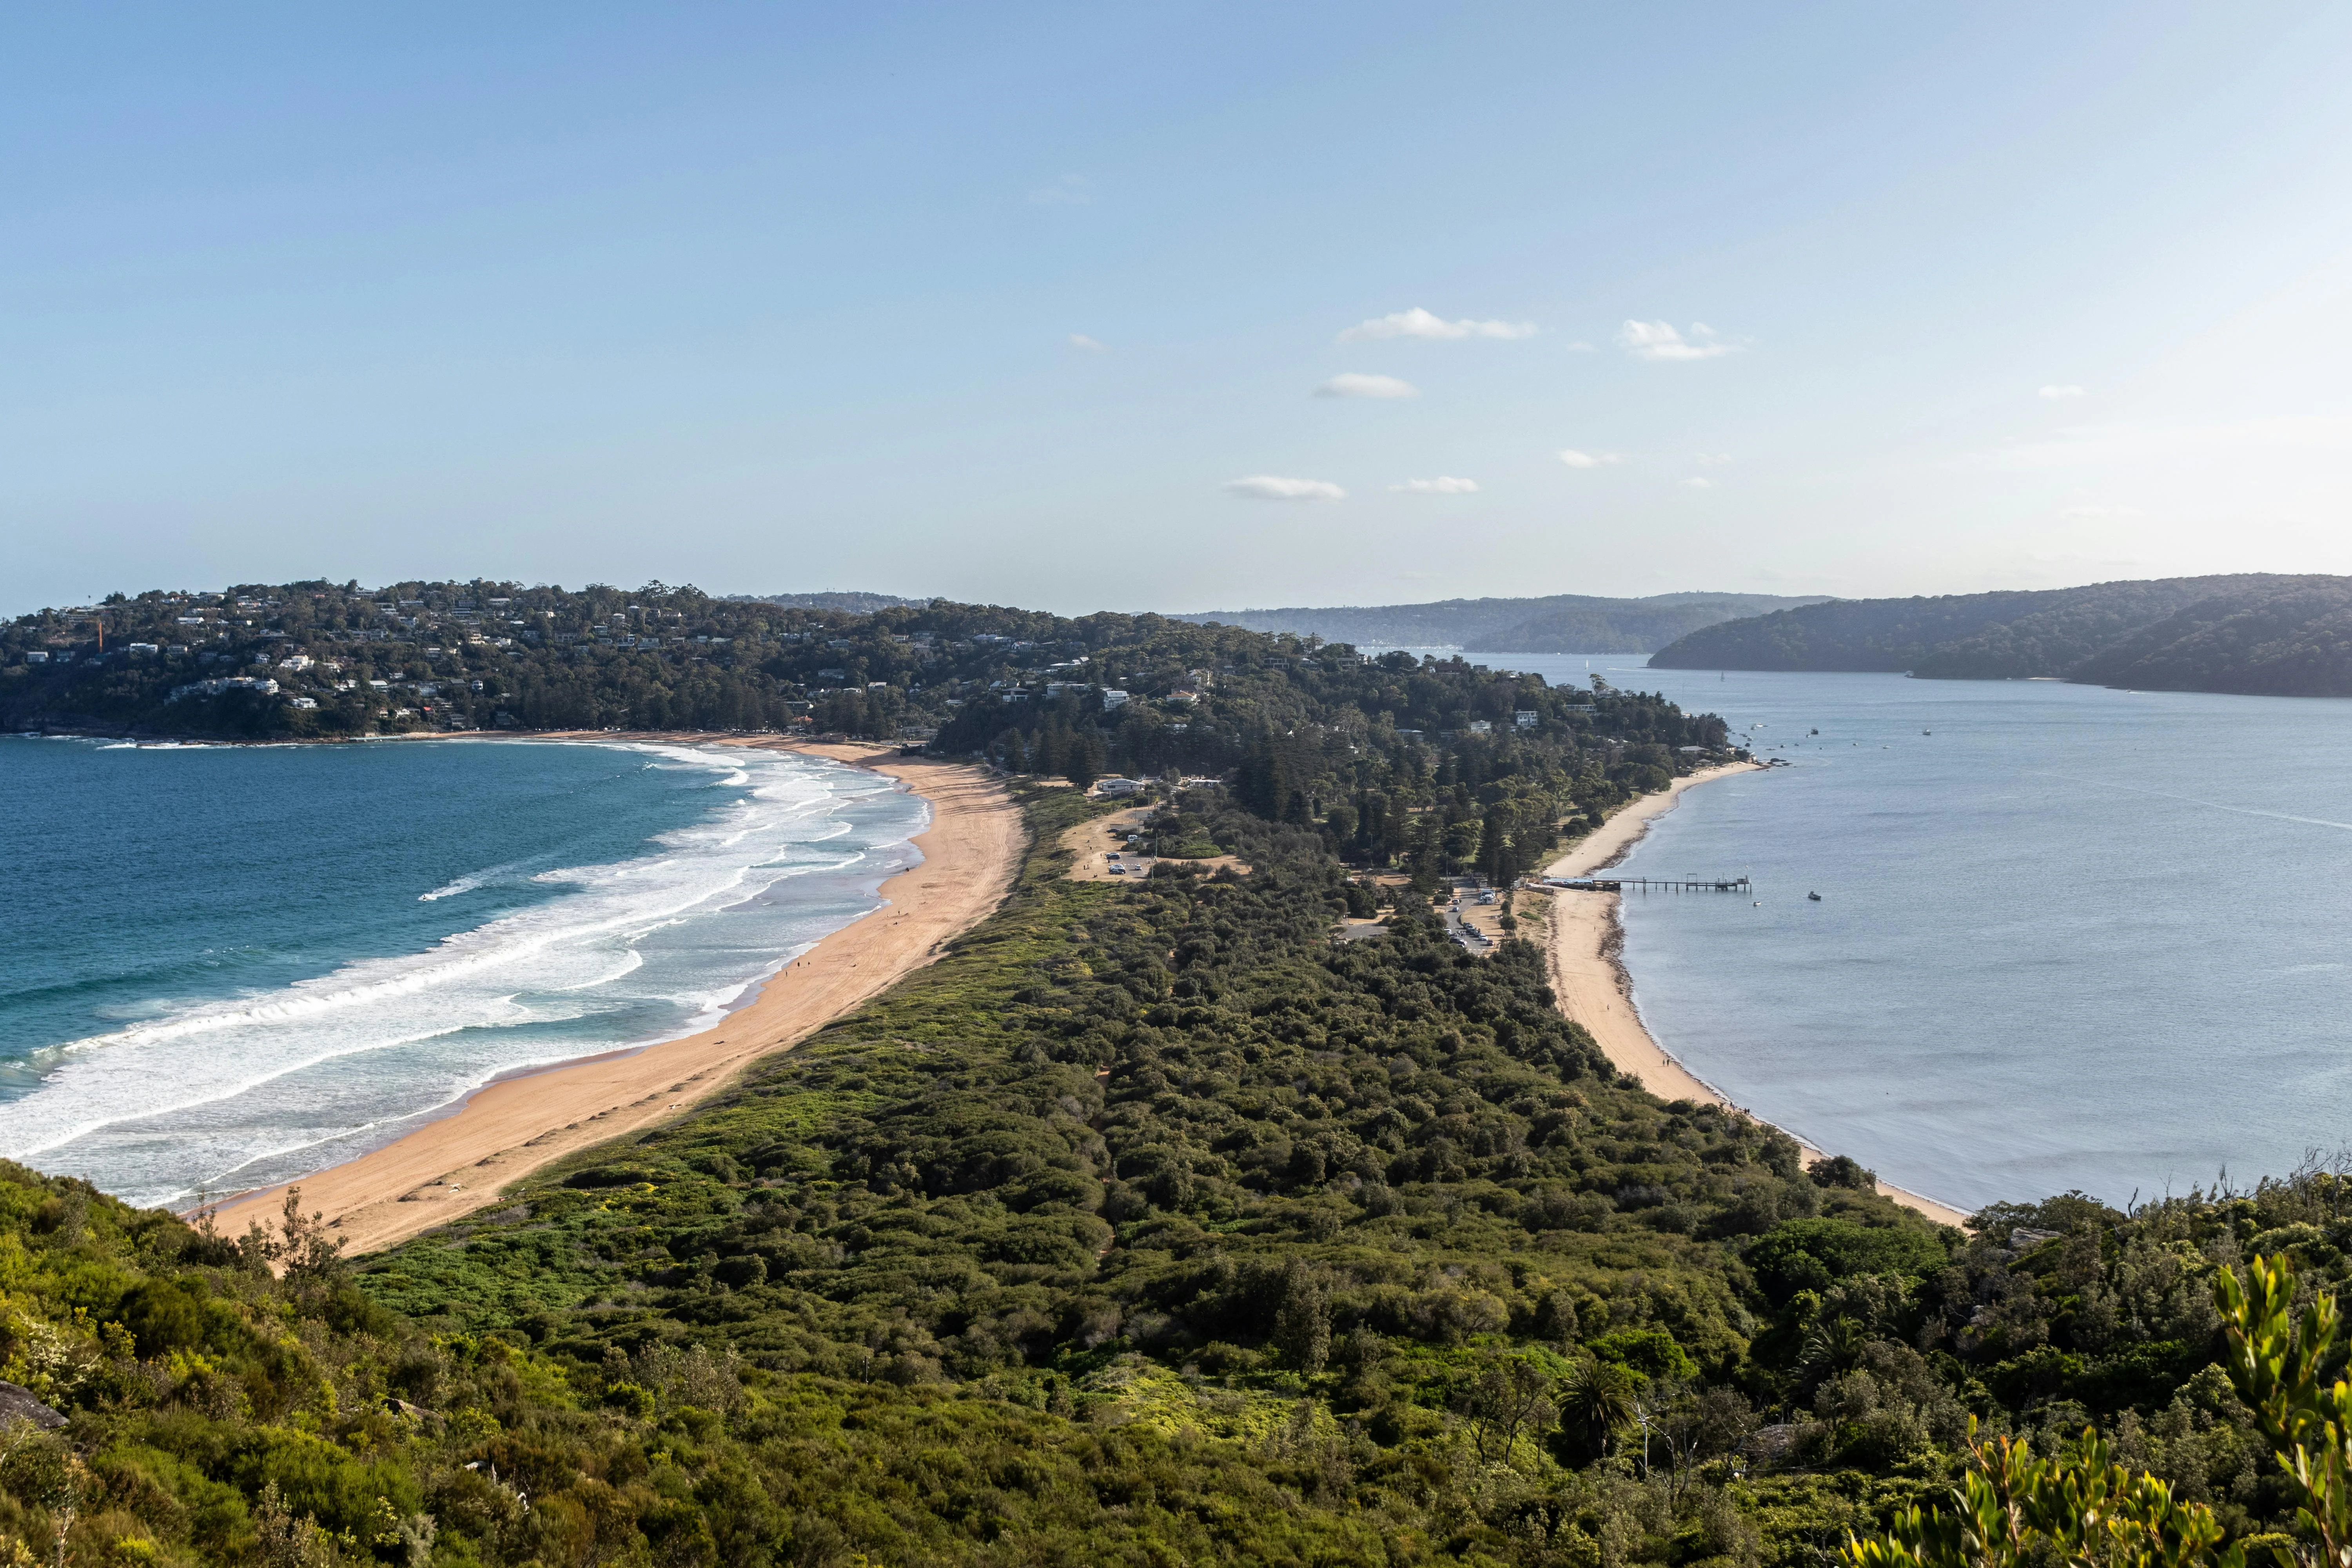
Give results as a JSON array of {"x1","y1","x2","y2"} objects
[
  {"x1": 0, "y1": 742, "x2": 929, "y2": 1205},
  {"x1": 419, "y1": 854, "x2": 546, "y2": 901}
]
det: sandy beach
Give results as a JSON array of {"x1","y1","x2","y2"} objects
[
  {"x1": 1535, "y1": 766, "x2": 1972, "y2": 1228},
  {"x1": 213, "y1": 743, "x2": 1022, "y2": 1255}
]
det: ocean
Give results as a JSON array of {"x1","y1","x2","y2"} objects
[
  {"x1": 1487, "y1": 654, "x2": 2352, "y2": 1214},
  {"x1": 0, "y1": 736, "x2": 926, "y2": 1209}
]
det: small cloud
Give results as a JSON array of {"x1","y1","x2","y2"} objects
[
  {"x1": 1225, "y1": 475, "x2": 1346, "y2": 502},
  {"x1": 1314, "y1": 373, "x2": 1419, "y2": 399},
  {"x1": 1556, "y1": 448, "x2": 1623, "y2": 468},
  {"x1": 1695, "y1": 452, "x2": 1733, "y2": 466},
  {"x1": 1564, "y1": 340, "x2": 1597, "y2": 353},
  {"x1": 1339, "y1": 307, "x2": 1537, "y2": 342},
  {"x1": 1068, "y1": 334, "x2": 1107, "y2": 351},
  {"x1": 1028, "y1": 174, "x2": 1092, "y2": 206},
  {"x1": 1617, "y1": 320, "x2": 1739, "y2": 361},
  {"x1": 2040, "y1": 384, "x2": 2087, "y2": 399},
  {"x1": 1390, "y1": 476, "x2": 1479, "y2": 495},
  {"x1": 1681, "y1": 476, "x2": 1715, "y2": 489},
  {"x1": 2058, "y1": 503, "x2": 2143, "y2": 519}
]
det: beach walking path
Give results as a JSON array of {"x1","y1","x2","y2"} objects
[
  {"x1": 1535, "y1": 765, "x2": 1972, "y2": 1228},
  {"x1": 212, "y1": 743, "x2": 1022, "y2": 1256}
]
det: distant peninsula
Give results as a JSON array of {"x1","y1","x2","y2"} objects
[
  {"x1": 1180, "y1": 591, "x2": 1829, "y2": 653},
  {"x1": 1648, "y1": 573, "x2": 2352, "y2": 698}
]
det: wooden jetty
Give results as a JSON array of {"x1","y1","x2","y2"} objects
[{"x1": 1543, "y1": 876, "x2": 1751, "y2": 893}]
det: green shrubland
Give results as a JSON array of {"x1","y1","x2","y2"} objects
[{"x1": 5, "y1": 710, "x2": 2352, "y2": 1562}]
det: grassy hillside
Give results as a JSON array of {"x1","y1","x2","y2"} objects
[
  {"x1": 1647, "y1": 574, "x2": 2352, "y2": 695},
  {"x1": 2, "y1": 777, "x2": 2345, "y2": 1564}
]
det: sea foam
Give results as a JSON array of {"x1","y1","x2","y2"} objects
[{"x1": 0, "y1": 742, "x2": 927, "y2": 1207}]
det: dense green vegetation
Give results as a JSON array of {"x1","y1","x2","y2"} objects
[
  {"x1": 1180, "y1": 594, "x2": 1827, "y2": 654},
  {"x1": 7, "y1": 769, "x2": 2352, "y2": 1565},
  {"x1": 1648, "y1": 574, "x2": 2352, "y2": 696}
]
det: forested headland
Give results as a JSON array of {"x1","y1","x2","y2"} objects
[
  {"x1": 1648, "y1": 574, "x2": 2352, "y2": 697},
  {"x1": 0, "y1": 580, "x2": 1732, "y2": 891}
]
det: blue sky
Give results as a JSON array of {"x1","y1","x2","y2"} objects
[{"x1": 6, "y1": 3, "x2": 2352, "y2": 615}]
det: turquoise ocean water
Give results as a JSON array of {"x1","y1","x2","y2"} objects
[
  {"x1": 0, "y1": 737, "x2": 925, "y2": 1208},
  {"x1": 1481, "y1": 654, "x2": 2352, "y2": 1214}
]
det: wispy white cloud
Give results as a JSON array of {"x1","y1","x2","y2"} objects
[
  {"x1": 1681, "y1": 476, "x2": 1715, "y2": 489},
  {"x1": 1564, "y1": 340, "x2": 1597, "y2": 353},
  {"x1": 2039, "y1": 384, "x2": 2087, "y2": 399},
  {"x1": 1314, "y1": 373, "x2": 1419, "y2": 399},
  {"x1": 1028, "y1": 174, "x2": 1092, "y2": 206},
  {"x1": 1068, "y1": 334, "x2": 1106, "y2": 351},
  {"x1": 1339, "y1": 307, "x2": 1537, "y2": 342},
  {"x1": 1695, "y1": 452, "x2": 1733, "y2": 466},
  {"x1": 1617, "y1": 320, "x2": 1740, "y2": 361},
  {"x1": 1389, "y1": 477, "x2": 1479, "y2": 495},
  {"x1": 1556, "y1": 448, "x2": 1623, "y2": 468},
  {"x1": 2059, "y1": 503, "x2": 2143, "y2": 519},
  {"x1": 1225, "y1": 475, "x2": 1346, "y2": 502}
]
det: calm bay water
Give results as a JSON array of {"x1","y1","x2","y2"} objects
[
  {"x1": 0, "y1": 737, "x2": 925, "y2": 1207},
  {"x1": 1490, "y1": 654, "x2": 2352, "y2": 1213}
]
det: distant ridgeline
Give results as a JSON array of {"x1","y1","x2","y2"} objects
[
  {"x1": 1179, "y1": 591, "x2": 1830, "y2": 653},
  {"x1": 1649, "y1": 573, "x2": 2352, "y2": 697}
]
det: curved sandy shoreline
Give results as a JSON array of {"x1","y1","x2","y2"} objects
[
  {"x1": 1536, "y1": 765, "x2": 1972, "y2": 1228},
  {"x1": 212, "y1": 742, "x2": 1022, "y2": 1255}
]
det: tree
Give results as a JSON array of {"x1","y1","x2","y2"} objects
[
  {"x1": 1558, "y1": 1358, "x2": 1637, "y2": 1460},
  {"x1": 1273, "y1": 1263, "x2": 1330, "y2": 1374},
  {"x1": 1842, "y1": 1423, "x2": 2240, "y2": 1568},
  {"x1": 1460, "y1": 1354, "x2": 1558, "y2": 1466},
  {"x1": 1067, "y1": 731, "x2": 1106, "y2": 791},
  {"x1": 2218, "y1": 1254, "x2": 2352, "y2": 1568},
  {"x1": 1236, "y1": 733, "x2": 1292, "y2": 820}
]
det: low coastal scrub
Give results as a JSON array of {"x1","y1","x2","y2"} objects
[{"x1": 5, "y1": 780, "x2": 2352, "y2": 1564}]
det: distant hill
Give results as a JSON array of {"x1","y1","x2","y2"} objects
[
  {"x1": 1648, "y1": 573, "x2": 2352, "y2": 696},
  {"x1": 730, "y1": 591, "x2": 929, "y2": 613},
  {"x1": 1179, "y1": 591, "x2": 1828, "y2": 652}
]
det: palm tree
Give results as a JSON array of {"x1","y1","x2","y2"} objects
[{"x1": 1559, "y1": 1358, "x2": 1639, "y2": 1459}]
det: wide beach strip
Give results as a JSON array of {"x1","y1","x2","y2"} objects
[{"x1": 213, "y1": 748, "x2": 1021, "y2": 1254}]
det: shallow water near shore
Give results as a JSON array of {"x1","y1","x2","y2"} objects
[
  {"x1": 0, "y1": 737, "x2": 925, "y2": 1207},
  {"x1": 1485, "y1": 654, "x2": 2352, "y2": 1212}
]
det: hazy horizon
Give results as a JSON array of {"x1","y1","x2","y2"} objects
[{"x1": 8, "y1": 4, "x2": 2352, "y2": 619}]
